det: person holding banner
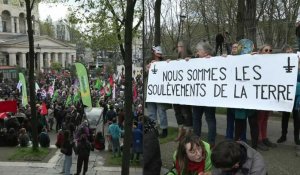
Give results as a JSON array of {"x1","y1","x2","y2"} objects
[
  {"x1": 226, "y1": 42, "x2": 246, "y2": 142},
  {"x1": 257, "y1": 44, "x2": 277, "y2": 150},
  {"x1": 233, "y1": 39, "x2": 259, "y2": 151},
  {"x1": 172, "y1": 41, "x2": 194, "y2": 141},
  {"x1": 277, "y1": 45, "x2": 300, "y2": 146},
  {"x1": 191, "y1": 41, "x2": 217, "y2": 147},
  {"x1": 146, "y1": 46, "x2": 169, "y2": 138}
]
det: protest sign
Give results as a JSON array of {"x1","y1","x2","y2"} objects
[{"x1": 146, "y1": 53, "x2": 299, "y2": 112}]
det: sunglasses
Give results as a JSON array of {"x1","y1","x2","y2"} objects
[{"x1": 264, "y1": 49, "x2": 272, "y2": 53}]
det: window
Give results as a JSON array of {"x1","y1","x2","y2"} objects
[
  {"x1": 3, "y1": 0, "x2": 8, "y2": 4},
  {"x1": 2, "y1": 21, "x2": 7, "y2": 32},
  {"x1": 20, "y1": 2, "x2": 24, "y2": 7}
]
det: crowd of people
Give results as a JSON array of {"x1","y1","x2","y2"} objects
[
  {"x1": 144, "y1": 32, "x2": 300, "y2": 174},
  {"x1": 0, "y1": 23, "x2": 299, "y2": 175},
  {"x1": 0, "y1": 64, "x2": 144, "y2": 174}
]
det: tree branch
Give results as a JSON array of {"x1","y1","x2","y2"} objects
[
  {"x1": 105, "y1": 0, "x2": 124, "y2": 25},
  {"x1": 30, "y1": 0, "x2": 35, "y2": 11},
  {"x1": 133, "y1": 15, "x2": 143, "y2": 32}
]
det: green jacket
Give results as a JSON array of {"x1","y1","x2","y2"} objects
[{"x1": 167, "y1": 140, "x2": 212, "y2": 175}]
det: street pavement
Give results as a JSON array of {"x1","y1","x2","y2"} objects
[
  {"x1": 0, "y1": 143, "x2": 142, "y2": 175},
  {"x1": 0, "y1": 109, "x2": 299, "y2": 174}
]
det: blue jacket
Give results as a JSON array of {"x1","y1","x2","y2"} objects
[{"x1": 108, "y1": 123, "x2": 123, "y2": 139}]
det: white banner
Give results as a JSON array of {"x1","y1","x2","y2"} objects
[{"x1": 146, "y1": 53, "x2": 299, "y2": 112}]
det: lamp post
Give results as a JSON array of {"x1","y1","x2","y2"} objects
[
  {"x1": 179, "y1": 15, "x2": 186, "y2": 39},
  {"x1": 176, "y1": 14, "x2": 186, "y2": 46}
]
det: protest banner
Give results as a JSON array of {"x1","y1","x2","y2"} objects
[
  {"x1": 146, "y1": 53, "x2": 299, "y2": 112},
  {"x1": 0, "y1": 100, "x2": 17, "y2": 113}
]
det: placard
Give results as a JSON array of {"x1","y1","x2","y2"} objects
[{"x1": 146, "y1": 53, "x2": 299, "y2": 112}]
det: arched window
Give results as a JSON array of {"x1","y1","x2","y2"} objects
[{"x1": 1, "y1": 10, "x2": 12, "y2": 32}]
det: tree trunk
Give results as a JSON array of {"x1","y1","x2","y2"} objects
[
  {"x1": 286, "y1": 0, "x2": 300, "y2": 45},
  {"x1": 154, "y1": 0, "x2": 162, "y2": 46},
  {"x1": 245, "y1": 0, "x2": 257, "y2": 45},
  {"x1": 236, "y1": 0, "x2": 245, "y2": 41},
  {"x1": 121, "y1": 0, "x2": 136, "y2": 174},
  {"x1": 200, "y1": 0, "x2": 211, "y2": 43},
  {"x1": 25, "y1": 0, "x2": 39, "y2": 150},
  {"x1": 264, "y1": 0, "x2": 274, "y2": 45}
]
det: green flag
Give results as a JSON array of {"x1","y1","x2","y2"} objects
[
  {"x1": 18, "y1": 73, "x2": 28, "y2": 107},
  {"x1": 52, "y1": 90, "x2": 59, "y2": 103},
  {"x1": 65, "y1": 94, "x2": 72, "y2": 107},
  {"x1": 94, "y1": 78, "x2": 102, "y2": 90},
  {"x1": 73, "y1": 91, "x2": 81, "y2": 104},
  {"x1": 75, "y1": 63, "x2": 92, "y2": 107}
]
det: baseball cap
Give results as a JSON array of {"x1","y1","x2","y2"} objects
[{"x1": 152, "y1": 46, "x2": 163, "y2": 54}]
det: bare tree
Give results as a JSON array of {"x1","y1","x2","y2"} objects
[{"x1": 25, "y1": 0, "x2": 39, "y2": 150}]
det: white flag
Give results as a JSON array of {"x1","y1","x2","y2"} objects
[{"x1": 16, "y1": 81, "x2": 22, "y2": 92}]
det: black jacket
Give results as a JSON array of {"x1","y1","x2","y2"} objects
[
  {"x1": 76, "y1": 140, "x2": 91, "y2": 157},
  {"x1": 143, "y1": 117, "x2": 162, "y2": 175}
]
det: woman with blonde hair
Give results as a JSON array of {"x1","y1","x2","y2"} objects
[{"x1": 257, "y1": 44, "x2": 277, "y2": 151}]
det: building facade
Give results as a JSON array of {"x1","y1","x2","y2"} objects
[{"x1": 0, "y1": 0, "x2": 76, "y2": 72}]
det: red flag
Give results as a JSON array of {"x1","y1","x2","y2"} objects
[
  {"x1": 100, "y1": 87, "x2": 105, "y2": 96},
  {"x1": 0, "y1": 100, "x2": 17, "y2": 113},
  {"x1": 40, "y1": 102, "x2": 48, "y2": 115},
  {"x1": 133, "y1": 83, "x2": 138, "y2": 102},
  {"x1": 109, "y1": 75, "x2": 114, "y2": 87}
]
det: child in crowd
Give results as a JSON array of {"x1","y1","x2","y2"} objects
[
  {"x1": 108, "y1": 117, "x2": 123, "y2": 157},
  {"x1": 38, "y1": 127, "x2": 50, "y2": 148},
  {"x1": 131, "y1": 121, "x2": 143, "y2": 162},
  {"x1": 94, "y1": 131, "x2": 105, "y2": 151},
  {"x1": 18, "y1": 128, "x2": 30, "y2": 147}
]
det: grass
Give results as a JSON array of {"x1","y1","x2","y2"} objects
[
  {"x1": 8, "y1": 147, "x2": 51, "y2": 161},
  {"x1": 216, "y1": 107, "x2": 227, "y2": 115},
  {"x1": 106, "y1": 154, "x2": 141, "y2": 167},
  {"x1": 159, "y1": 127, "x2": 177, "y2": 144}
]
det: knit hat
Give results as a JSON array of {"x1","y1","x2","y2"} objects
[{"x1": 152, "y1": 46, "x2": 163, "y2": 54}]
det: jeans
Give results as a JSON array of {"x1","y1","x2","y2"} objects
[
  {"x1": 111, "y1": 137, "x2": 121, "y2": 157},
  {"x1": 281, "y1": 111, "x2": 300, "y2": 142},
  {"x1": 63, "y1": 155, "x2": 72, "y2": 175},
  {"x1": 147, "y1": 102, "x2": 168, "y2": 129},
  {"x1": 192, "y1": 106, "x2": 216, "y2": 145},
  {"x1": 258, "y1": 111, "x2": 270, "y2": 141},
  {"x1": 235, "y1": 112, "x2": 259, "y2": 149},
  {"x1": 226, "y1": 108, "x2": 246, "y2": 141},
  {"x1": 173, "y1": 104, "x2": 193, "y2": 127}
]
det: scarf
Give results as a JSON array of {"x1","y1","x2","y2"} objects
[{"x1": 175, "y1": 158, "x2": 205, "y2": 175}]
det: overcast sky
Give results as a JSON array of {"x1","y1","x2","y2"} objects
[{"x1": 39, "y1": 2, "x2": 73, "y2": 21}]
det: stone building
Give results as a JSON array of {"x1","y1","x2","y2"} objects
[{"x1": 0, "y1": 0, "x2": 76, "y2": 74}]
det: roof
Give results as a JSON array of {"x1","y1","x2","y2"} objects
[
  {"x1": 0, "y1": 33, "x2": 76, "y2": 49},
  {"x1": 0, "y1": 66, "x2": 16, "y2": 70}
]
